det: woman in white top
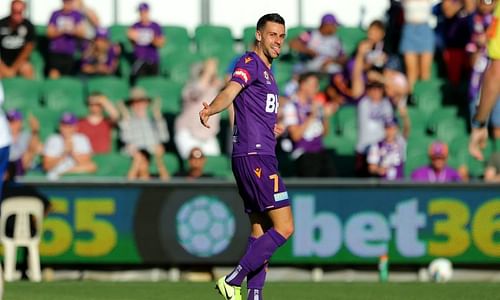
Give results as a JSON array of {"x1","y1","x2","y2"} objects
[{"x1": 399, "y1": 0, "x2": 435, "y2": 92}]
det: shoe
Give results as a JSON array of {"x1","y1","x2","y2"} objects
[{"x1": 215, "y1": 276, "x2": 241, "y2": 300}]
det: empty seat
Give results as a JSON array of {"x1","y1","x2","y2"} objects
[
  {"x1": 42, "y1": 77, "x2": 86, "y2": 115},
  {"x1": 204, "y1": 155, "x2": 232, "y2": 178},
  {"x1": 87, "y1": 76, "x2": 129, "y2": 103},
  {"x1": 161, "y1": 25, "x2": 190, "y2": 56},
  {"x1": 2, "y1": 78, "x2": 41, "y2": 111},
  {"x1": 337, "y1": 26, "x2": 366, "y2": 56},
  {"x1": 195, "y1": 25, "x2": 234, "y2": 58},
  {"x1": 136, "y1": 77, "x2": 183, "y2": 114}
]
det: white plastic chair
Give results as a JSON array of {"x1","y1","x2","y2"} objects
[{"x1": 0, "y1": 197, "x2": 44, "y2": 282}]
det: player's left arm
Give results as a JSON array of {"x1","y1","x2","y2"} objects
[{"x1": 200, "y1": 81, "x2": 243, "y2": 128}]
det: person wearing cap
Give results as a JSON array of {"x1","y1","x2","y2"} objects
[
  {"x1": 289, "y1": 13, "x2": 347, "y2": 74},
  {"x1": 0, "y1": 0, "x2": 36, "y2": 79},
  {"x1": 78, "y1": 92, "x2": 119, "y2": 153},
  {"x1": 174, "y1": 147, "x2": 214, "y2": 179},
  {"x1": 356, "y1": 80, "x2": 394, "y2": 177},
  {"x1": 43, "y1": 112, "x2": 96, "y2": 180},
  {"x1": 411, "y1": 141, "x2": 462, "y2": 182},
  {"x1": 175, "y1": 58, "x2": 223, "y2": 159},
  {"x1": 81, "y1": 27, "x2": 121, "y2": 76},
  {"x1": 367, "y1": 117, "x2": 408, "y2": 180},
  {"x1": 127, "y1": 2, "x2": 165, "y2": 83},
  {"x1": 118, "y1": 87, "x2": 170, "y2": 180},
  {"x1": 282, "y1": 72, "x2": 336, "y2": 177},
  {"x1": 6, "y1": 110, "x2": 43, "y2": 176},
  {"x1": 46, "y1": 0, "x2": 86, "y2": 79}
]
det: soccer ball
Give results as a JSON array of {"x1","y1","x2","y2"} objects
[
  {"x1": 176, "y1": 196, "x2": 236, "y2": 257},
  {"x1": 428, "y1": 258, "x2": 453, "y2": 282}
]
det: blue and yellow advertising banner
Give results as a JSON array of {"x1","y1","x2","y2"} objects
[{"x1": 21, "y1": 182, "x2": 499, "y2": 265}]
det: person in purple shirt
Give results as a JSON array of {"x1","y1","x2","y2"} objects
[
  {"x1": 81, "y1": 27, "x2": 121, "y2": 76},
  {"x1": 411, "y1": 141, "x2": 462, "y2": 182},
  {"x1": 367, "y1": 117, "x2": 408, "y2": 180},
  {"x1": 199, "y1": 14, "x2": 292, "y2": 300},
  {"x1": 127, "y1": 2, "x2": 165, "y2": 83},
  {"x1": 46, "y1": 0, "x2": 85, "y2": 79},
  {"x1": 282, "y1": 72, "x2": 336, "y2": 177}
]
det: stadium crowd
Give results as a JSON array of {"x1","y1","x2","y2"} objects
[{"x1": 1, "y1": 0, "x2": 499, "y2": 182}]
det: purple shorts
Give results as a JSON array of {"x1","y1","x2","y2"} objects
[{"x1": 232, "y1": 155, "x2": 290, "y2": 214}]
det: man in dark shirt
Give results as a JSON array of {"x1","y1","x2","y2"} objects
[{"x1": 0, "y1": 0, "x2": 35, "y2": 79}]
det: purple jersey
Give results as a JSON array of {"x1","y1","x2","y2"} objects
[
  {"x1": 131, "y1": 21, "x2": 163, "y2": 63},
  {"x1": 367, "y1": 136, "x2": 406, "y2": 180},
  {"x1": 282, "y1": 96, "x2": 324, "y2": 158},
  {"x1": 230, "y1": 52, "x2": 279, "y2": 157},
  {"x1": 48, "y1": 10, "x2": 84, "y2": 55},
  {"x1": 411, "y1": 165, "x2": 461, "y2": 182}
]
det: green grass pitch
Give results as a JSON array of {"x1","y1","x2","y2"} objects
[{"x1": 4, "y1": 281, "x2": 500, "y2": 300}]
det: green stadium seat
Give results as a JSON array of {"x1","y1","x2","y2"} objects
[
  {"x1": 467, "y1": 141, "x2": 493, "y2": 178},
  {"x1": 406, "y1": 107, "x2": 428, "y2": 135},
  {"x1": 119, "y1": 57, "x2": 131, "y2": 79},
  {"x1": 30, "y1": 51, "x2": 45, "y2": 80},
  {"x1": 109, "y1": 25, "x2": 133, "y2": 54},
  {"x1": 149, "y1": 152, "x2": 180, "y2": 176},
  {"x1": 2, "y1": 78, "x2": 41, "y2": 111},
  {"x1": 407, "y1": 134, "x2": 434, "y2": 153},
  {"x1": 337, "y1": 26, "x2": 366, "y2": 56},
  {"x1": 242, "y1": 26, "x2": 256, "y2": 50},
  {"x1": 435, "y1": 118, "x2": 468, "y2": 144},
  {"x1": 136, "y1": 77, "x2": 183, "y2": 114},
  {"x1": 287, "y1": 26, "x2": 306, "y2": 41},
  {"x1": 426, "y1": 106, "x2": 458, "y2": 133},
  {"x1": 161, "y1": 50, "x2": 203, "y2": 83},
  {"x1": 405, "y1": 151, "x2": 429, "y2": 178},
  {"x1": 87, "y1": 76, "x2": 129, "y2": 103},
  {"x1": 274, "y1": 60, "x2": 294, "y2": 90},
  {"x1": 42, "y1": 77, "x2": 86, "y2": 115},
  {"x1": 94, "y1": 153, "x2": 131, "y2": 177},
  {"x1": 413, "y1": 79, "x2": 445, "y2": 114},
  {"x1": 32, "y1": 109, "x2": 61, "y2": 141},
  {"x1": 204, "y1": 155, "x2": 232, "y2": 178},
  {"x1": 35, "y1": 25, "x2": 47, "y2": 37},
  {"x1": 194, "y1": 25, "x2": 234, "y2": 58},
  {"x1": 335, "y1": 106, "x2": 357, "y2": 135},
  {"x1": 329, "y1": 135, "x2": 356, "y2": 156},
  {"x1": 161, "y1": 25, "x2": 190, "y2": 56}
]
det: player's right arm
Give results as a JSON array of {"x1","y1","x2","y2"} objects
[{"x1": 199, "y1": 81, "x2": 242, "y2": 128}]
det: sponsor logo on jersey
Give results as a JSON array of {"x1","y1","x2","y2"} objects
[
  {"x1": 245, "y1": 57, "x2": 253, "y2": 64},
  {"x1": 254, "y1": 168, "x2": 262, "y2": 178},
  {"x1": 274, "y1": 191, "x2": 289, "y2": 202},
  {"x1": 233, "y1": 68, "x2": 250, "y2": 84}
]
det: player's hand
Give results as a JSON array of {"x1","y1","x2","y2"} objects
[
  {"x1": 469, "y1": 127, "x2": 488, "y2": 161},
  {"x1": 273, "y1": 123, "x2": 284, "y2": 138},
  {"x1": 199, "y1": 102, "x2": 211, "y2": 128}
]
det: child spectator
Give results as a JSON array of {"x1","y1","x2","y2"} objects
[{"x1": 81, "y1": 27, "x2": 121, "y2": 76}]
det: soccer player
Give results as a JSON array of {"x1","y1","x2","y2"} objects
[
  {"x1": 199, "y1": 13, "x2": 293, "y2": 300},
  {"x1": 470, "y1": 0, "x2": 500, "y2": 161}
]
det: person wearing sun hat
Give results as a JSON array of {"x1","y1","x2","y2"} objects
[
  {"x1": 6, "y1": 109, "x2": 43, "y2": 176},
  {"x1": 118, "y1": 87, "x2": 170, "y2": 180},
  {"x1": 411, "y1": 141, "x2": 462, "y2": 182},
  {"x1": 289, "y1": 13, "x2": 347, "y2": 74},
  {"x1": 43, "y1": 112, "x2": 96, "y2": 180}
]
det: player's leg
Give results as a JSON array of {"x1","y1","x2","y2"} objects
[{"x1": 246, "y1": 213, "x2": 272, "y2": 300}]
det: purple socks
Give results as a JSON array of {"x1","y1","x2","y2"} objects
[{"x1": 226, "y1": 228, "x2": 287, "y2": 287}]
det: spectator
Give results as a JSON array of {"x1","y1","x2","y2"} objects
[
  {"x1": 385, "y1": 0, "x2": 405, "y2": 56},
  {"x1": 43, "y1": 112, "x2": 97, "y2": 180},
  {"x1": 77, "y1": 92, "x2": 119, "y2": 154},
  {"x1": 81, "y1": 27, "x2": 121, "y2": 76},
  {"x1": 467, "y1": 0, "x2": 500, "y2": 139},
  {"x1": 174, "y1": 147, "x2": 214, "y2": 179},
  {"x1": 128, "y1": 2, "x2": 165, "y2": 83},
  {"x1": 74, "y1": 0, "x2": 100, "y2": 39},
  {"x1": 0, "y1": 0, "x2": 35, "y2": 79},
  {"x1": 175, "y1": 58, "x2": 223, "y2": 159},
  {"x1": 118, "y1": 87, "x2": 170, "y2": 180},
  {"x1": 434, "y1": 0, "x2": 475, "y2": 85},
  {"x1": 411, "y1": 141, "x2": 462, "y2": 182},
  {"x1": 356, "y1": 80, "x2": 394, "y2": 177},
  {"x1": 289, "y1": 13, "x2": 347, "y2": 74},
  {"x1": 282, "y1": 72, "x2": 336, "y2": 177},
  {"x1": 46, "y1": 0, "x2": 86, "y2": 79},
  {"x1": 367, "y1": 118, "x2": 408, "y2": 180},
  {"x1": 7, "y1": 110, "x2": 43, "y2": 176},
  {"x1": 399, "y1": 0, "x2": 435, "y2": 92},
  {"x1": 484, "y1": 152, "x2": 500, "y2": 182}
]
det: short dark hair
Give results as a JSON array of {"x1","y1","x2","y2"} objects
[
  {"x1": 369, "y1": 20, "x2": 385, "y2": 31},
  {"x1": 257, "y1": 13, "x2": 285, "y2": 31},
  {"x1": 298, "y1": 72, "x2": 318, "y2": 85}
]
